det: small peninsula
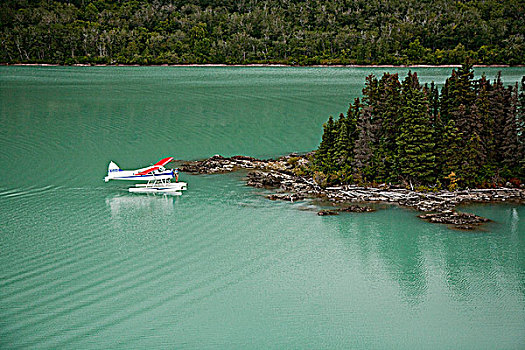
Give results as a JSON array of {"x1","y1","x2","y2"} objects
[{"x1": 179, "y1": 65, "x2": 525, "y2": 230}]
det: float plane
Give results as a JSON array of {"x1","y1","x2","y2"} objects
[{"x1": 104, "y1": 157, "x2": 187, "y2": 194}]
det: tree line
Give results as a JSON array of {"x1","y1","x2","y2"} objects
[
  {"x1": 1, "y1": 0, "x2": 524, "y2": 65},
  {"x1": 312, "y1": 65, "x2": 525, "y2": 190}
]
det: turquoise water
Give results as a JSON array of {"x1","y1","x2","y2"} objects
[{"x1": 1, "y1": 66, "x2": 524, "y2": 349}]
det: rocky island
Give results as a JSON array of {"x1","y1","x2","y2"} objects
[{"x1": 179, "y1": 64, "x2": 524, "y2": 231}]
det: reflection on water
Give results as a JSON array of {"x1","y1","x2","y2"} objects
[
  {"x1": 105, "y1": 193, "x2": 176, "y2": 217},
  {"x1": 511, "y1": 208, "x2": 519, "y2": 234},
  {"x1": 331, "y1": 205, "x2": 525, "y2": 309},
  {"x1": 333, "y1": 208, "x2": 429, "y2": 305},
  {"x1": 377, "y1": 229, "x2": 428, "y2": 305}
]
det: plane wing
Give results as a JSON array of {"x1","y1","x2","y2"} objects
[
  {"x1": 135, "y1": 157, "x2": 174, "y2": 176},
  {"x1": 155, "y1": 157, "x2": 174, "y2": 167}
]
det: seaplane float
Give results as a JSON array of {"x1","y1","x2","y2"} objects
[{"x1": 104, "y1": 157, "x2": 187, "y2": 195}]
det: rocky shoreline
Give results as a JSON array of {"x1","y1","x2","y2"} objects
[{"x1": 178, "y1": 154, "x2": 525, "y2": 230}]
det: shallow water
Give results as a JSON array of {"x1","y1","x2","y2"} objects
[{"x1": 1, "y1": 66, "x2": 524, "y2": 349}]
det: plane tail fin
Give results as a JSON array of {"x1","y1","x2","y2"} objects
[{"x1": 104, "y1": 161, "x2": 120, "y2": 182}]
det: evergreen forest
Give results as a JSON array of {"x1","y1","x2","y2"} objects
[
  {"x1": 312, "y1": 65, "x2": 525, "y2": 190},
  {"x1": 1, "y1": 0, "x2": 524, "y2": 65}
]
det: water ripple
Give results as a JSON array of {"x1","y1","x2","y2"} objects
[{"x1": 17, "y1": 214, "x2": 307, "y2": 348}]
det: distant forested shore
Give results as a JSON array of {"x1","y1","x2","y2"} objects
[
  {"x1": 3, "y1": 63, "x2": 523, "y2": 68},
  {"x1": 1, "y1": 0, "x2": 524, "y2": 65},
  {"x1": 311, "y1": 64, "x2": 525, "y2": 190}
]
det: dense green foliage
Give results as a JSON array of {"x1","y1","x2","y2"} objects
[
  {"x1": 1, "y1": 0, "x2": 524, "y2": 65},
  {"x1": 313, "y1": 65, "x2": 525, "y2": 189}
]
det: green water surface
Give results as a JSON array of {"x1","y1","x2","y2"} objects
[{"x1": 1, "y1": 66, "x2": 524, "y2": 349}]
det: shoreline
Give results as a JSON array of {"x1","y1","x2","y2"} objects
[
  {"x1": 178, "y1": 154, "x2": 525, "y2": 230},
  {"x1": 2, "y1": 63, "x2": 522, "y2": 68}
]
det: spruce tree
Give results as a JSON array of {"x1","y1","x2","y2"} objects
[
  {"x1": 518, "y1": 77, "x2": 525, "y2": 178},
  {"x1": 453, "y1": 63, "x2": 476, "y2": 115},
  {"x1": 426, "y1": 81, "x2": 444, "y2": 181},
  {"x1": 375, "y1": 73, "x2": 402, "y2": 182},
  {"x1": 396, "y1": 72, "x2": 436, "y2": 186},
  {"x1": 461, "y1": 105, "x2": 487, "y2": 187},
  {"x1": 489, "y1": 72, "x2": 510, "y2": 171},
  {"x1": 500, "y1": 84, "x2": 521, "y2": 176},
  {"x1": 362, "y1": 74, "x2": 380, "y2": 107},
  {"x1": 333, "y1": 113, "x2": 352, "y2": 167},
  {"x1": 438, "y1": 119, "x2": 464, "y2": 186},
  {"x1": 475, "y1": 74, "x2": 495, "y2": 171},
  {"x1": 439, "y1": 77, "x2": 453, "y2": 124},
  {"x1": 346, "y1": 98, "x2": 359, "y2": 146},
  {"x1": 427, "y1": 82, "x2": 440, "y2": 124},
  {"x1": 440, "y1": 63, "x2": 475, "y2": 127},
  {"x1": 315, "y1": 115, "x2": 336, "y2": 173},
  {"x1": 352, "y1": 105, "x2": 375, "y2": 184}
]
